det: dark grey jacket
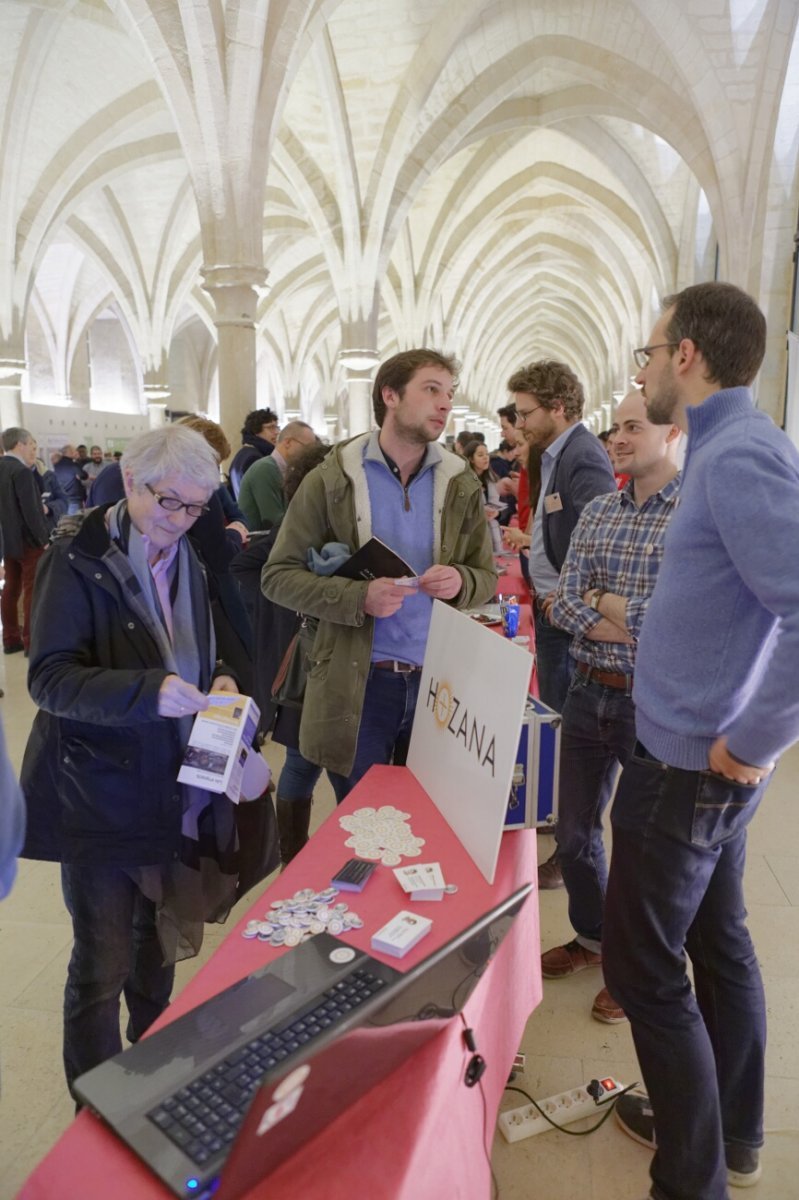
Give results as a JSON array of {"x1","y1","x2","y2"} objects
[
  {"x1": 542, "y1": 424, "x2": 616, "y2": 572},
  {"x1": 0, "y1": 455, "x2": 49, "y2": 560}
]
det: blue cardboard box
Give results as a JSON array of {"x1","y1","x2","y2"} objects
[{"x1": 504, "y1": 695, "x2": 561, "y2": 830}]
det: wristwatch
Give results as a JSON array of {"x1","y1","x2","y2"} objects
[{"x1": 589, "y1": 589, "x2": 605, "y2": 611}]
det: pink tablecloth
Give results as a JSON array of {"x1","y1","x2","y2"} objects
[{"x1": 19, "y1": 766, "x2": 540, "y2": 1200}]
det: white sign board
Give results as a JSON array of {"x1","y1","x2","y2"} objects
[{"x1": 407, "y1": 602, "x2": 532, "y2": 883}]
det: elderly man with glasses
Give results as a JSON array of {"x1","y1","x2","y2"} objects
[{"x1": 237, "y1": 420, "x2": 319, "y2": 531}]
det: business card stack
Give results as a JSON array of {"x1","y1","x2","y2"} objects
[
  {"x1": 371, "y1": 911, "x2": 433, "y2": 959},
  {"x1": 393, "y1": 862, "x2": 446, "y2": 901}
]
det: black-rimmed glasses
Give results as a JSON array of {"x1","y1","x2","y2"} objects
[{"x1": 145, "y1": 483, "x2": 209, "y2": 518}]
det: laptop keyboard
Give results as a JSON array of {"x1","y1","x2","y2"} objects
[{"x1": 146, "y1": 966, "x2": 387, "y2": 1166}]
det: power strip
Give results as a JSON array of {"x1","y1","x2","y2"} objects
[{"x1": 499, "y1": 1076, "x2": 626, "y2": 1142}]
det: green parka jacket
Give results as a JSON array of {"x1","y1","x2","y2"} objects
[{"x1": 261, "y1": 433, "x2": 497, "y2": 775}]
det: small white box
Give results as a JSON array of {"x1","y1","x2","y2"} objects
[
  {"x1": 504, "y1": 695, "x2": 561, "y2": 830},
  {"x1": 177, "y1": 692, "x2": 260, "y2": 803},
  {"x1": 371, "y1": 910, "x2": 433, "y2": 958}
]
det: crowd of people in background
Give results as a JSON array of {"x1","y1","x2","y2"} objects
[{"x1": 1, "y1": 280, "x2": 797, "y2": 1200}]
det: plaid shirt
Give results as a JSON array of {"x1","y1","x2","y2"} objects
[{"x1": 550, "y1": 474, "x2": 680, "y2": 675}]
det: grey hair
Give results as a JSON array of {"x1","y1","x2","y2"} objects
[
  {"x1": 120, "y1": 425, "x2": 220, "y2": 495},
  {"x1": 1, "y1": 427, "x2": 33, "y2": 451}
]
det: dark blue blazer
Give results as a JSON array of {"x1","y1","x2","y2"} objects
[{"x1": 542, "y1": 423, "x2": 615, "y2": 572}]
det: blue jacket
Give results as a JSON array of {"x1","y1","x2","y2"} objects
[
  {"x1": 53, "y1": 456, "x2": 87, "y2": 503},
  {"x1": 229, "y1": 436, "x2": 274, "y2": 498},
  {"x1": 0, "y1": 717, "x2": 24, "y2": 898},
  {"x1": 34, "y1": 467, "x2": 68, "y2": 530}
]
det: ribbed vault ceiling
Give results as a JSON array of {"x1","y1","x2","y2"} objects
[{"x1": 2, "y1": 0, "x2": 798, "y2": 429}]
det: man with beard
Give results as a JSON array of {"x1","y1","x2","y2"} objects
[
  {"x1": 604, "y1": 282, "x2": 795, "y2": 1198},
  {"x1": 506, "y1": 360, "x2": 615, "y2": 888},
  {"x1": 543, "y1": 390, "x2": 681, "y2": 1023},
  {"x1": 262, "y1": 349, "x2": 496, "y2": 802}
]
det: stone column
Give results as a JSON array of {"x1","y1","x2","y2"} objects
[
  {"x1": 201, "y1": 265, "x2": 268, "y2": 445},
  {"x1": 147, "y1": 403, "x2": 168, "y2": 430},
  {"x1": 337, "y1": 350, "x2": 379, "y2": 437},
  {"x1": 450, "y1": 406, "x2": 471, "y2": 442},
  {"x1": 324, "y1": 414, "x2": 340, "y2": 443},
  {"x1": 0, "y1": 385, "x2": 23, "y2": 429},
  {"x1": 0, "y1": 356, "x2": 25, "y2": 428},
  {"x1": 282, "y1": 396, "x2": 301, "y2": 423},
  {"x1": 141, "y1": 362, "x2": 170, "y2": 432}
]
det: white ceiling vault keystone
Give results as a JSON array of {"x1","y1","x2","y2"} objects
[{"x1": 1, "y1": 0, "x2": 797, "y2": 439}]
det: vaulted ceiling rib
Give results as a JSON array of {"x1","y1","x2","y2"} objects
[{"x1": 1, "y1": 0, "x2": 797, "y2": 431}]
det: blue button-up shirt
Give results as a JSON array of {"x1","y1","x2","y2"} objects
[{"x1": 528, "y1": 422, "x2": 581, "y2": 595}]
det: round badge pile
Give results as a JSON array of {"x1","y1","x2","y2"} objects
[
  {"x1": 241, "y1": 886, "x2": 364, "y2": 948},
  {"x1": 339, "y1": 805, "x2": 425, "y2": 866}
]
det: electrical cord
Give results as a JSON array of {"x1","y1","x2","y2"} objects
[
  {"x1": 503, "y1": 1081, "x2": 640, "y2": 1137},
  {"x1": 459, "y1": 1014, "x2": 499, "y2": 1200},
  {"x1": 477, "y1": 1067, "x2": 500, "y2": 1200}
]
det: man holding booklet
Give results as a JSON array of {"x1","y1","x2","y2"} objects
[{"x1": 262, "y1": 348, "x2": 496, "y2": 800}]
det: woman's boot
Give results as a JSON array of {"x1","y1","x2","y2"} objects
[{"x1": 276, "y1": 795, "x2": 313, "y2": 867}]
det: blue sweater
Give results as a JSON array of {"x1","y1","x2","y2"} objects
[
  {"x1": 634, "y1": 386, "x2": 799, "y2": 770},
  {"x1": 364, "y1": 444, "x2": 435, "y2": 666}
]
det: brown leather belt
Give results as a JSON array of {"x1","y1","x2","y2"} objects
[
  {"x1": 373, "y1": 660, "x2": 422, "y2": 674},
  {"x1": 576, "y1": 659, "x2": 633, "y2": 692}
]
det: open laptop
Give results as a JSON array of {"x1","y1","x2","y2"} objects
[{"x1": 74, "y1": 883, "x2": 532, "y2": 1200}]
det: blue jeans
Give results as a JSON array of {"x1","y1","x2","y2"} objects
[
  {"x1": 329, "y1": 666, "x2": 422, "y2": 804},
  {"x1": 556, "y1": 672, "x2": 637, "y2": 951},
  {"x1": 603, "y1": 745, "x2": 767, "y2": 1200},
  {"x1": 61, "y1": 863, "x2": 175, "y2": 1094},
  {"x1": 533, "y1": 607, "x2": 573, "y2": 713},
  {"x1": 278, "y1": 745, "x2": 324, "y2": 799}
]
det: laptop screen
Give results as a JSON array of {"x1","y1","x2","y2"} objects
[
  {"x1": 216, "y1": 884, "x2": 531, "y2": 1199},
  {"x1": 74, "y1": 883, "x2": 532, "y2": 1200}
]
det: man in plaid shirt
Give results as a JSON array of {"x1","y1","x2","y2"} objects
[{"x1": 540, "y1": 390, "x2": 681, "y2": 1023}]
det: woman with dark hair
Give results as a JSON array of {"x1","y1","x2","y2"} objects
[
  {"x1": 176, "y1": 416, "x2": 254, "y2": 693},
  {"x1": 231, "y1": 441, "x2": 332, "y2": 865},
  {"x1": 464, "y1": 439, "x2": 503, "y2": 552}
]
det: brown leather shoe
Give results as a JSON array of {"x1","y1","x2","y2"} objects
[
  {"x1": 541, "y1": 938, "x2": 602, "y2": 978},
  {"x1": 591, "y1": 985, "x2": 627, "y2": 1024},
  {"x1": 537, "y1": 850, "x2": 565, "y2": 890}
]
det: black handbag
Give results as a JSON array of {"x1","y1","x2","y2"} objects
[
  {"x1": 233, "y1": 784, "x2": 280, "y2": 901},
  {"x1": 271, "y1": 615, "x2": 318, "y2": 709}
]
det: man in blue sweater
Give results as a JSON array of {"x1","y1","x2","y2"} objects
[
  {"x1": 262, "y1": 350, "x2": 496, "y2": 802},
  {"x1": 604, "y1": 283, "x2": 793, "y2": 1199}
]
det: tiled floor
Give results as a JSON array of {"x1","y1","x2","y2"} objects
[{"x1": 1, "y1": 646, "x2": 798, "y2": 1198}]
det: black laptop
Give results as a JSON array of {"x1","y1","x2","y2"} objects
[{"x1": 73, "y1": 883, "x2": 532, "y2": 1200}]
